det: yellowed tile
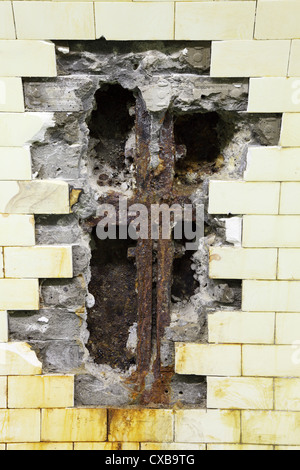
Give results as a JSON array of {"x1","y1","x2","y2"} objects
[
  {"x1": 275, "y1": 446, "x2": 300, "y2": 451},
  {"x1": 95, "y1": 3, "x2": 174, "y2": 40},
  {"x1": 277, "y1": 182, "x2": 300, "y2": 216},
  {"x1": 289, "y1": 40, "x2": 300, "y2": 77},
  {"x1": 0, "y1": 78, "x2": 24, "y2": 112},
  {"x1": 175, "y1": 2, "x2": 256, "y2": 40},
  {"x1": 8, "y1": 375, "x2": 74, "y2": 409},
  {"x1": 4, "y1": 246, "x2": 73, "y2": 279},
  {"x1": 243, "y1": 280, "x2": 300, "y2": 312},
  {"x1": 0, "y1": 214, "x2": 35, "y2": 247},
  {"x1": 0, "y1": 311, "x2": 8, "y2": 343},
  {"x1": 14, "y1": 1, "x2": 96, "y2": 40},
  {"x1": 208, "y1": 181, "x2": 280, "y2": 215},
  {"x1": 280, "y1": 183, "x2": 300, "y2": 215},
  {"x1": 0, "y1": 409, "x2": 40, "y2": 443},
  {"x1": 0, "y1": 40, "x2": 56, "y2": 77},
  {"x1": 112, "y1": 0, "x2": 256, "y2": 1},
  {"x1": 141, "y1": 443, "x2": 206, "y2": 450},
  {"x1": 275, "y1": 379, "x2": 300, "y2": 411},
  {"x1": 255, "y1": 0, "x2": 300, "y2": 40},
  {"x1": 0, "y1": 2, "x2": 16, "y2": 39},
  {"x1": 248, "y1": 78, "x2": 300, "y2": 113},
  {"x1": 242, "y1": 410, "x2": 300, "y2": 446},
  {"x1": 276, "y1": 313, "x2": 300, "y2": 344},
  {"x1": 74, "y1": 442, "x2": 139, "y2": 450},
  {"x1": 7, "y1": 443, "x2": 73, "y2": 450},
  {"x1": 242, "y1": 345, "x2": 300, "y2": 377},
  {"x1": 42, "y1": 408, "x2": 107, "y2": 442},
  {"x1": 209, "y1": 247, "x2": 277, "y2": 280},
  {"x1": 208, "y1": 311, "x2": 275, "y2": 344},
  {"x1": 0, "y1": 279, "x2": 39, "y2": 310},
  {"x1": 0, "y1": 112, "x2": 54, "y2": 147},
  {"x1": 0, "y1": 342, "x2": 42, "y2": 375},
  {"x1": 211, "y1": 40, "x2": 290, "y2": 78},
  {"x1": 175, "y1": 410, "x2": 240, "y2": 444},
  {"x1": 0, "y1": 148, "x2": 31, "y2": 180},
  {"x1": 207, "y1": 377, "x2": 273, "y2": 410},
  {"x1": 280, "y1": 114, "x2": 300, "y2": 147},
  {"x1": 0, "y1": 444, "x2": 5, "y2": 450},
  {"x1": 278, "y1": 250, "x2": 300, "y2": 279},
  {"x1": 175, "y1": 343, "x2": 241, "y2": 376},
  {"x1": 207, "y1": 444, "x2": 273, "y2": 451},
  {"x1": 0, "y1": 181, "x2": 69, "y2": 214},
  {"x1": 0, "y1": 377, "x2": 7, "y2": 408},
  {"x1": 108, "y1": 409, "x2": 173, "y2": 442},
  {"x1": 245, "y1": 147, "x2": 300, "y2": 182},
  {"x1": 243, "y1": 216, "x2": 300, "y2": 248}
]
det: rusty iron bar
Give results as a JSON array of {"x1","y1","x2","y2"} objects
[
  {"x1": 155, "y1": 112, "x2": 176, "y2": 367},
  {"x1": 132, "y1": 94, "x2": 154, "y2": 395},
  {"x1": 136, "y1": 109, "x2": 177, "y2": 405},
  {"x1": 87, "y1": 92, "x2": 191, "y2": 404}
]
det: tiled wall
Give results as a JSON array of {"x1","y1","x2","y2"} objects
[{"x1": 1, "y1": 0, "x2": 300, "y2": 450}]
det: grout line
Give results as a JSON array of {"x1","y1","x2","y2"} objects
[
  {"x1": 173, "y1": 409, "x2": 176, "y2": 443},
  {"x1": 0, "y1": 248, "x2": 3, "y2": 279},
  {"x1": 6, "y1": 375, "x2": 8, "y2": 410},
  {"x1": 106, "y1": 408, "x2": 110, "y2": 442},
  {"x1": 240, "y1": 409, "x2": 243, "y2": 446},
  {"x1": 278, "y1": 182, "x2": 282, "y2": 216},
  {"x1": 40, "y1": 408, "x2": 42, "y2": 445},
  {"x1": 11, "y1": 1, "x2": 17, "y2": 40},
  {"x1": 252, "y1": 0, "x2": 259, "y2": 40},
  {"x1": 173, "y1": 2, "x2": 176, "y2": 41},
  {"x1": 93, "y1": 1, "x2": 97, "y2": 40},
  {"x1": 287, "y1": 40, "x2": 293, "y2": 78}
]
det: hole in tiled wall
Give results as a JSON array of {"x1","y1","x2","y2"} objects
[
  {"x1": 87, "y1": 228, "x2": 138, "y2": 371},
  {"x1": 173, "y1": 111, "x2": 236, "y2": 187},
  {"x1": 17, "y1": 40, "x2": 283, "y2": 408},
  {"x1": 87, "y1": 83, "x2": 136, "y2": 189}
]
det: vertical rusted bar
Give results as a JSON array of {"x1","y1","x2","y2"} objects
[
  {"x1": 156, "y1": 238, "x2": 174, "y2": 363},
  {"x1": 135, "y1": 92, "x2": 152, "y2": 199},
  {"x1": 129, "y1": 99, "x2": 179, "y2": 404},
  {"x1": 155, "y1": 110, "x2": 176, "y2": 367},
  {"x1": 135, "y1": 237, "x2": 153, "y2": 379},
  {"x1": 154, "y1": 111, "x2": 175, "y2": 198},
  {"x1": 140, "y1": 111, "x2": 176, "y2": 405},
  {"x1": 152, "y1": 112, "x2": 176, "y2": 402},
  {"x1": 133, "y1": 93, "x2": 153, "y2": 395}
]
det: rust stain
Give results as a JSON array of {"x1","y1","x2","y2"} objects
[
  {"x1": 69, "y1": 188, "x2": 83, "y2": 210},
  {"x1": 210, "y1": 254, "x2": 221, "y2": 262},
  {"x1": 108, "y1": 408, "x2": 173, "y2": 442},
  {"x1": 214, "y1": 387, "x2": 227, "y2": 400},
  {"x1": 75, "y1": 306, "x2": 85, "y2": 317},
  {"x1": 175, "y1": 343, "x2": 187, "y2": 373}
]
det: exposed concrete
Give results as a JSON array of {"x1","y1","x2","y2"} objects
[{"x1": 9, "y1": 40, "x2": 282, "y2": 407}]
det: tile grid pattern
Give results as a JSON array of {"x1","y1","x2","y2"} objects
[{"x1": 0, "y1": 0, "x2": 300, "y2": 450}]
